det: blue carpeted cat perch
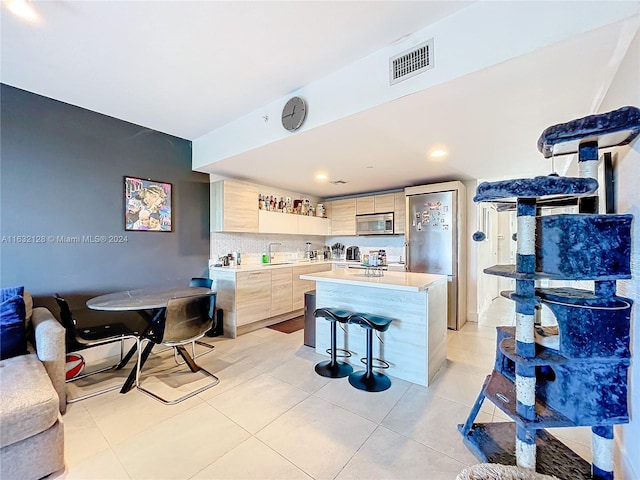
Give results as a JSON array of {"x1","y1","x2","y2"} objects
[{"x1": 458, "y1": 105, "x2": 639, "y2": 480}]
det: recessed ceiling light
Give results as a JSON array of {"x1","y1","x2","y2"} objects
[
  {"x1": 430, "y1": 149, "x2": 448, "y2": 159},
  {"x1": 315, "y1": 173, "x2": 328, "y2": 181},
  {"x1": 5, "y1": 0, "x2": 40, "y2": 23}
]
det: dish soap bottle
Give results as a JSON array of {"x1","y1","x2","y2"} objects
[{"x1": 262, "y1": 250, "x2": 269, "y2": 264}]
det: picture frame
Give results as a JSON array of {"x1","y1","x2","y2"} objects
[{"x1": 124, "y1": 176, "x2": 172, "y2": 231}]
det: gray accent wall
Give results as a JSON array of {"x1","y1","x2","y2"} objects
[{"x1": 1, "y1": 84, "x2": 209, "y2": 313}]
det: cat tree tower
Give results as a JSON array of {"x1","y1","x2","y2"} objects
[{"x1": 459, "y1": 105, "x2": 640, "y2": 479}]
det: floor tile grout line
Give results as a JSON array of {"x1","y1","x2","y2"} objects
[
  {"x1": 251, "y1": 435, "x2": 316, "y2": 480},
  {"x1": 76, "y1": 397, "x2": 136, "y2": 479}
]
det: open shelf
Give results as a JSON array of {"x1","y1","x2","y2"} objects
[
  {"x1": 499, "y1": 337, "x2": 569, "y2": 367},
  {"x1": 484, "y1": 264, "x2": 631, "y2": 281},
  {"x1": 484, "y1": 370, "x2": 577, "y2": 429}
]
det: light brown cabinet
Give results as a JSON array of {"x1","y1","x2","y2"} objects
[
  {"x1": 271, "y1": 268, "x2": 293, "y2": 316},
  {"x1": 356, "y1": 193, "x2": 395, "y2": 215},
  {"x1": 210, "y1": 180, "x2": 259, "y2": 232},
  {"x1": 394, "y1": 191, "x2": 406, "y2": 234},
  {"x1": 333, "y1": 192, "x2": 401, "y2": 234},
  {"x1": 356, "y1": 196, "x2": 375, "y2": 214},
  {"x1": 329, "y1": 198, "x2": 356, "y2": 235},
  {"x1": 292, "y1": 263, "x2": 332, "y2": 309},
  {"x1": 235, "y1": 270, "x2": 271, "y2": 325},
  {"x1": 210, "y1": 263, "x2": 331, "y2": 336},
  {"x1": 374, "y1": 193, "x2": 395, "y2": 213}
]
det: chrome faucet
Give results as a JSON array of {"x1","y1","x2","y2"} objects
[{"x1": 268, "y1": 242, "x2": 281, "y2": 263}]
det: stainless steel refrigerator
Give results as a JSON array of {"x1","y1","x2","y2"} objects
[{"x1": 405, "y1": 182, "x2": 466, "y2": 330}]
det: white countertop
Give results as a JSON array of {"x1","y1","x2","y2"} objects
[
  {"x1": 299, "y1": 269, "x2": 446, "y2": 292},
  {"x1": 209, "y1": 260, "x2": 334, "y2": 273},
  {"x1": 209, "y1": 259, "x2": 406, "y2": 274}
]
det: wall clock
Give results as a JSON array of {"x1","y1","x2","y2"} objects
[{"x1": 281, "y1": 96, "x2": 307, "y2": 131}]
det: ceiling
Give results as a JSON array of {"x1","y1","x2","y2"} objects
[
  {"x1": 2, "y1": 1, "x2": 637, "y2": 198},
  {"x1": 1, "y1": 0, "x2": 471, "y2": 139}
]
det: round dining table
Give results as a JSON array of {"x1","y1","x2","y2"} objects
[
  {"x1": 87, "y1": 286, "x2": 212, "y2": 312},
  {"x1": 86, "y1": 285, "x2": 214, "y2": 393}
]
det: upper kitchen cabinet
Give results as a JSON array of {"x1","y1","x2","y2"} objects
[
  {"x1": 297, "y1": 215, "x2": 330, "y2": 235},
  {"x1": 258, "y1": 210, "x2": 297, "y2": 234},
  {"x1": 356, "y1": 193, "x2": 395, "y2": 215},
  {"x1": 329, "y1": 198, "x2": 356, "y2": 235},
  {"x1": 211, "y1": 180, "x2": 259, "y2": 232},
  {"x1": 374, "y1": 193, "x2": 395, "y2": 213},
  {"x1": 356, "y1": 196, "x2": 375, "y2": 214},
  {"x1": 259, "y1": 210, "x2": 330, "y2": 235},
  {"x1": 394, "y1": 191, "x2": 406, "y2": 234}
]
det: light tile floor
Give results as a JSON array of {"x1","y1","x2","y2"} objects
[{"x1": 52, "y1": 298, "x2": 606, "y2": 480}]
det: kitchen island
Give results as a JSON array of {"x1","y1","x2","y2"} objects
[{"x1": 300, "y1": 269, "x2": 448, "y2": 386}]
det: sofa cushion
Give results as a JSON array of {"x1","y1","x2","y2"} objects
[
  {"x1": 1, "y1": 295, "x2": 27, "y2": 360},
  {"x1": 0, "y1": 353, "x2": 60, "y2": 448}
]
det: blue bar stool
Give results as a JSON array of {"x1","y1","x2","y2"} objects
[
  {"x1": 348, "y1": 313, "x2": 393, "y2": 392},
  {"x1": 314, "y1": 307, "x2": 354, "y2": 378}
]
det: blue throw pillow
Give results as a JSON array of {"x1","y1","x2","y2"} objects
[
  {"x1": 1, "y1": 294, "x2": 28, "y2": 360},
  {"x1": 1, "y1": 285, "x2": 24, "y2": 302}
]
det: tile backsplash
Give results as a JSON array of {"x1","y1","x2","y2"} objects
[
  {"x1": 211, "y1": 232, "x2": 326, "y2": 263},
  {"x1": 211, "y1": 232, "x2": 406, "y2": 264}
]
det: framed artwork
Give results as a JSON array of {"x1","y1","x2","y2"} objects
[{"x1": 124, "y1": 176, "x2": 172, "y2": 231}]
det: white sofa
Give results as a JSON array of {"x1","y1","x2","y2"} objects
[{"x1": 0, "y1": 294, "x2": 66, "y2": 480}]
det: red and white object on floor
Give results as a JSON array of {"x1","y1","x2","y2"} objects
[{"x1": 65, "y1": 354, "x2": 85, "y2": 380}]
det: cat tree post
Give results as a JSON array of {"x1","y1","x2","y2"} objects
[{"x1": 514, "y1": 197, "x2": 537, "y2": 470}]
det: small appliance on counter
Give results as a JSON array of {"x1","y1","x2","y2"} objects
[
  {"x1": 331, "y1": 243, "x2": 345, "y2": 260},
  {"x1": 346, "y1": 246, "x2": 360, "y2": 261}
]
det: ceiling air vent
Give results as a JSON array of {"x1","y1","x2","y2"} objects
[{"x1": 389, "y1": 39, "x2": 434, "y2": 85}]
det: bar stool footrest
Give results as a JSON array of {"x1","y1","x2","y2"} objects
[
  {"x1": 326, "y1": 347, "x2": 352, "y2": 358},
  {"x1": 360, "y1": 356, "x2": 389, "y2": 369}
]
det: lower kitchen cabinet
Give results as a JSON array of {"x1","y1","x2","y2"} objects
[
  {"x1": 293, "y1": 263, "x2": 332, "y2": 309},
  {"x1": 271, "y1": 267, "x2": 293, "y2": 316},
  {"x1": 235, "y1": 270, "x2": 271, "y2": 326},
  {"x1": 209, "y1": 262, "x2": 331, "y2": 337}
]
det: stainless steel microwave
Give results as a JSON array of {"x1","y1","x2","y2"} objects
[{"x1": 355, "y1": 212, "x2": 394, "y2": 235}]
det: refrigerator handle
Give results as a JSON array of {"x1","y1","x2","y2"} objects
[{"x1": 403, "y1": 241, "x2": 408, "y2": 271}]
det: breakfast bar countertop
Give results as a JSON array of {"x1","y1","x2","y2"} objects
[
  {"x1": 208, "y1": 259, "x2": 407, "y2": 274},
  {"x1": 299, "y1": 269, "x2": 446, "y2": 292}
]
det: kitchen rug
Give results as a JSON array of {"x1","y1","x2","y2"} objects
[{"x1": 268, "y1": 315, "x2": 304, "y2": 334}]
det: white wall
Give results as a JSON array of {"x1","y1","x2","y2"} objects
[{"x1": 590, "y1": 27, "x2": 639, "y2": 480}]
